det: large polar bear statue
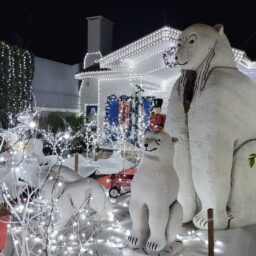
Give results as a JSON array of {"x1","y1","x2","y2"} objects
[
  {"x1": 165, "y1": 23, "x2": 256, "y2": 229},
  {"x1": 128, "y1": 131, "x2": 183, "y2": 253}
]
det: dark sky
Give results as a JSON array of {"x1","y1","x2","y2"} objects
[{"x1": 1, "y1": 0, "x2": 256, "y2": 64}]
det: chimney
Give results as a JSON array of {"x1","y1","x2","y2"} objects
[{"x1": 87, "y1": 16, "x2": 113, "y2": 56}]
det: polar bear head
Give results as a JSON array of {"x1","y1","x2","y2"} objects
[
  {"x1": 142, "y1": 131, "x2": 174, "y2": 160},
  {"x1": 175, "y1": 24, "x2": 235, "y2": 71}
]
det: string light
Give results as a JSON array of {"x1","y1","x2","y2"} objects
[
  {"x1": 100, "y1": 27, "x2": 181, "y2": 68},
  {"x1": 0, "y1": 41, "x2": 34, "y2": 128},
  {"x1": 83, "y1": 51, "x2": 102, "y2": 69},
  {"x1": 76, "y1": 26, "x2": 255, "y2": 97}
]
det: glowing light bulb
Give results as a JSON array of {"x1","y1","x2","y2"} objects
[
  {"x1": 80, "y1": 247, "x2": 86, "y2": 253},
  {"x1": 28, "y1": 121, "x2": 36, "y2": 129},
  {"x1": 58, "y1": 234, "x2": 64, "y2": 241},
  {"x1": 64, "y1": 133, "x2": 70, "y2": 139},
  {"x1": 69, "y1": 234, "x2": 76, "y2": 240}
]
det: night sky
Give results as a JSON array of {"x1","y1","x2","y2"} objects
[{"x1": 1, "y1": 0, "x2": 256, "y2": 64}]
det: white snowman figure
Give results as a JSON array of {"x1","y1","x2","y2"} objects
[{"x1": 128, "y1": 131, "x2": 182, "y2": 254}]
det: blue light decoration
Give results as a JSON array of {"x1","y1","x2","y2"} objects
[
  {"x1": 105, "y1": 95, "x2": 118, "y2": 140},
  {"x1": 143, "y1": 97, "x2": 153, "y2": 132},
  {"x1": 105, "y1": 90, "x2": 153, "y2": 142},
  {"x1": 107, "y1": 96, "x2": 119, "y2": 127}
]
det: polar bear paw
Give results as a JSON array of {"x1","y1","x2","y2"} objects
[
  {"x1": 226, "y1": 213, "x2": 251, "y2": 229},
  {"x1": 193, "y1": 210, "x2": 229, "y2": 230},
  {"x1": 128, "y1": 235, "x2": 143, "y2": 248},
  {"x1": 146, "y1": 238, "x2": 165, "y2": 252}
]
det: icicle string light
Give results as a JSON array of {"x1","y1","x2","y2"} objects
[{"x1": 0, "y1": 41, "x2": 34, "y2": 129}]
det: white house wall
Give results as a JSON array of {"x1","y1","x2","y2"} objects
[
  {"x1": 237, "y1": 63, "x2": 256, "y2": 83},
  {"x1": 245, "y1": 72, "x2": 256, "y2": 83},
  {"x1": 79, "y1": 78, "x2": 98, "y2": 112},
  {"x1": 132, "y1": 53, "x2": 166, "y2": 74},
  {"x1": 32, "y1": 57, "x2": 79, "y2": 111}
]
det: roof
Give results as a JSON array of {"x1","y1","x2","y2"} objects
[
  {"x1": 75, "y1": 25, "x2": 255, "y2": 80},
  {"x1": 100, "y1": 26, "x2": 181, "y2": 68},
  {"x1": 99, "y1": 26, "x2": 245, "y2": 68},
  {"x1": 86, "y1": 16, "x2": 114, "y2": 25},
  {"x1": 81, "y1": 63, "x2": 110, "y2": 72}
]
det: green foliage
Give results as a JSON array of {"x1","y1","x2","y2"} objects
[
  {"x1": 0, "y1": 41, "x2": 34, "y2": 128},
  {"x1": 248, "y1": 153, "x2": 256, "y2": 168},
  {"x1": 40, "y1": 112, "x2": 66, "y2": 133},
  {"x1": 65, "y1": 114, "x2": 86, "y2": 133},
  {"x1": 135, "y1": 84, "x2": 144, "y2": 93},
  {"x1": 39, "y1": 112, "x2": 85, "y2": 134}
]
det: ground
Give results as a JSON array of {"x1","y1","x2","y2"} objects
[{"x1": 3, "y1": 188, "x2": 256, "y2": 256}]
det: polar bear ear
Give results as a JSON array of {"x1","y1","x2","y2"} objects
[{"x1": 214, "y1": 24, "x2": 224, "y2": 34}]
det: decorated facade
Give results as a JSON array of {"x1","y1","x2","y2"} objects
[{"x1": 75, "y1": 25, "x2": 256, "y2": 132}]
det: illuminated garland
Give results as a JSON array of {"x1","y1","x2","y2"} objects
[
  {"x1": 132, "y1": 84, "x2": 144, "y2": 132},
  {"x1": 163, "y1": 46, "x2": 178, "y2": 68},
  {"x1": 0, "y1": 41, "x2": 34, "y2": 128}
]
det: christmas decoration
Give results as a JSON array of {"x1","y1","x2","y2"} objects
[
  {"x1": 0, "y1": 41, "x2": 34, "y2": 128},
  {"x1": 106, "y1": 167, "x2": 136, "y2": 198},
  {"x1": 162, "y1": 46, "x2": 178, "y2": 68},
  {"x1": 128, "y1": 131, "x2": 182, "y2": 253},
  {"x1": 1, "y1": 109, "x2": 256, "y2": 255},
  {"x1": 104, "y1": 85, "x2": 153, "y2": 147},
  {"x1": 0, "y1": 111, "x2": 115, "y2": 256},
  {"x1": 149, "y1": 98, "x2": 166, "y2": 133},
  {"x1": 165, "y1": 23, "x2": 256, "y2": 230},
  {"x1": 40, "y1": 177, "x2": 113, "y2": 229},
  {"x1": 99, "y1": 27, "x2": 181, "y2": 69}
]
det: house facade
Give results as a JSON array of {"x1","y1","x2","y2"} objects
[{"x1": 76, "y1": 23, "x2": 256, "y2": 130}]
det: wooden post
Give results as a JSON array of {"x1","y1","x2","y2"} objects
[
  {"x1": 208, "y1": 208, "x2": 214, "y2": 256},
  {"x1": 74, "y1": 154, "x2": 79, "y2": 174}
]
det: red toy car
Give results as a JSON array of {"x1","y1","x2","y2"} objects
[{"x1": 97, "y1": 167, "x2": 136, "y2": 198}]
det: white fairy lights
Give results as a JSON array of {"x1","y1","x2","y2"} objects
[
  {"x1": 100, "y1": 27, "x2": 181, "y2": 68},
  {"x1": 76, "y1": 26, "x2": 256, "y2": 87},
  {"x1": 75, "y1": 26, "x2": 256, "y2": 141},
  {"x1": 176, "y1": 230, "x2": 225, "y2": 254},
  {"x1": 232, "y1": 48, "x2": 245, "y2": 63},
  {"x1": 0, "y1": 41, "x2": 34, "y2": 128},
  {"x1": 0, "y1": 111, "x2": 110, "y2": 255},
  {"x1": 83, "y1": 51, "x2": 102, "y2": 69}
]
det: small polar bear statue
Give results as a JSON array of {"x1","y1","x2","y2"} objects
[
  {"x1": 40, "y1": 177, "x2": 113, "y2": 229},
  {"x1": 128, "y1": 131, "x2": 183, "y2": 254}
]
